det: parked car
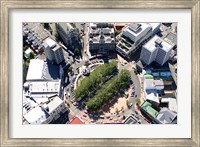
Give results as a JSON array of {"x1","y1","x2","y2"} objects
[
  {"x1": 128, "y1": 103, "x2": 133, "y2": 107},
  {"x1": 132, "y1": 61, "x2": 135, "y2": 64}
]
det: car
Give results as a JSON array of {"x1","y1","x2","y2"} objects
[
  {"x1": 128, "y1": 103, "x2": 133, "y2": 107},
  {"x1": 82, "y1": 114, "x2": 87, "y2": 117},
  {"x1": 84, "y1": 111, "x2": 88, "y2": 114},
  {"x1": 90, "y1": 119, "x2": 95, "y2": 123},
  {"x1": 89, "y1": 114, "x2": 93, "y2": 117},
  {"x1": 109, "y1": 117, "x2": 113, "y2": 120},
  {"x1": 132, "y1": 61, "x2": 135, "y2": 64}
]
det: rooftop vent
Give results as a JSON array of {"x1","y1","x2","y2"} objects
[{"x1": 155, "y1": 38, "x2": 162, "y2": 45}]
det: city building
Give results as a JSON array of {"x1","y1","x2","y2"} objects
[
  {"x1": 26, "y1": 59, "x2": 60, "y2": 81},
  {"x1": 24, "y1": 79, "x2": 62, "y2": 102},
  {"x1": 116, "y1": 23, "x2": 154, "y2": 58},
  {"x1": 154, "y1": 107, "x2": 177, "y2": 124},
  {"x1": 43, "y1": 96, "x2": 67, "y2": 121},
  {"x1": 69, "y1": 117, "x2": 84, "y2": 124},
  {"x1": 23, "y1": 23, "x2": 48, "y2": 53},
  {"x1": 55, "y1": 23, "x2": 82, "y2": 51},
  {"x1": 26, "y1": 59, "x2": 45, "y2": 81},
  {"x1": 140, "y1": 100, "x2": 159, "y2": 122},
  {"x1": 43, "y1": 37, "x2": 65, "y2": 64},
  {"x1": 23, "y1": 95, "x2": 67, "y2": 124},
  {"x1": 23, "y1": 105, "x2": 53, "y2": 124},
  {"x1": 24, "y1": 48, "x2": 33, "y2": 58},
  {"x1": 143, "y1": 74, "x2": 164, "y2": 104},
  {"x1": 89, "y1": 23, "x2": 116, "y2": 55},
  {"x1": 123, "y1": 113, "x2": 139, "y2": 124},
  {"x1": 55, "y1": 23, "x2": 71, "y2": 47},
  {"x1": 114, "y1": 23, "x2": 127, "y2": 33},
  {"x1": 149, "y1": 23, "x2": 161, "y2": 35},
  {"x1": 160, "y1": 97, "x2": 177, "y2": 113},
  {"x1": 140, "y1": 35, "x2": 173, "y2": 66},
  {"x1": 164, "y1": 32, "x2": 177, "y2": 48}
]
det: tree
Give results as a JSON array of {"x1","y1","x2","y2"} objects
[
  {"x1": 68, "y1": 66, "x2": 73, "y2": 73},
  {"x1": 136, "y1": 98, "x2": 141, "y2": 106},
  {"x1": 29, "y1": 52, "x2": 35, "y2": 59},
  {"x1": 84, "y1": 61, "x2": 90, "y2": 67},
  {"x1": 123, "y1": 115, "x2": 126, "y2": 120},
  {"x1": 74, "y1": 48, "x2": 80, "y2": 57},
  {"x1": 43, "y1": 23, "x2": 50, "y2": 30}
]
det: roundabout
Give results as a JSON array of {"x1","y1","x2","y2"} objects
[{"x1": 66, "y1": 59, "x2": 142, "y2": 124}]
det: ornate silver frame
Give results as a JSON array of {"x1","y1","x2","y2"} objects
[{"x1": 0, "y1": 0, "x2": 199, "y2": 146}]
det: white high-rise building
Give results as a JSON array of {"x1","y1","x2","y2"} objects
[
  {"x1": 43, "y1": 37, "x2": 64, "y2": 64},
  {"x1": 116, "y1": 23, "x2": 153, "y2": 58},
  {"x1": 122, "y1": 23, "x2": 152, "y2": 43},
  {"x1": 140, "y1": 35, "x2": 173, "y2": 66}
]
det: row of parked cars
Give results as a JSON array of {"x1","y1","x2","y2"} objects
[{"x1": 130, "y1": 83, "x2": 137, "y2": 98}]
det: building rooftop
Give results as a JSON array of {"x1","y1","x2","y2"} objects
[
  {"x1": 143, "y1": 35, "x2": 173, "y2": 52},
  {"x1": 24, "y1": 80, "x2": 61, "y2": 99},
  {"x1": 161, "y1": 97, "x2": 177, "y2": 112},
  {"x1": 70, "y1": 117, "x2": 84, "y2": 124},
  {"x1": 165, "y1": 32, "x2": 177, "y2": 45},
  {"x1": 141, "y1": 101, "x2": 158, "y2": 118},
  {"x1": 46, "y1": 96, "x2": 64, "y2": 113},
  {"x1": 123, "y1": 114, "x2": 139, "y2": 124},
  {"x1": 43, "y1": 37, "x2": 61, "y2": 51},
  {"x1": 26, "y1": 59, "x2": 45, "y2": 81},
  {"x1": 27, "y1": 23, "x2": 48, "y2": 40},
  {"x1": 144, "y1": 78, "x2": 155, "y2": 89},
  {"x1": 89, "y1": 23, "x2": 115, "y2": 44},
  {"x1": 123, "y1": 23, "x2": 151, "y2": 38},
  {"x1": 145, "y1": 89, "x2": 159, "y2": 103},
  {"x1": 156, "y1": 107, "x2": 177, "y2": 124},
  {"x1": 149, "y1": 23, "x2": 161, "y2": 31},
  {"x1": 23, "y1": 105, "x2": 49, "y2": 124}
]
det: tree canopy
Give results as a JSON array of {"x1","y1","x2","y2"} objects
[
  {"x1": 74, "y1": 60, "x2": 117, "y2": 101},
  {"x1": 86, "y1": 69, "x2": 130, "y2": 111}
]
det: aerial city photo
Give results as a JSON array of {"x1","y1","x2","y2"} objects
[{"x1": 23, "y1": 22, "x2": 177, "y2": 124}]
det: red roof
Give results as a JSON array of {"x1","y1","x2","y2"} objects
[{"x1": 70, "y1": 117, "x2": 84, "y2": 124}]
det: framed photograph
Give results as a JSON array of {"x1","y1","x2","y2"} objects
[{"x1": 0, "y1": 0, "x2": 199, "y2": 146}]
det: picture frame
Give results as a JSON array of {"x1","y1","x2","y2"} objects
[{"x1": 0, "y1": 0, "x2": 199, "y2": 146}]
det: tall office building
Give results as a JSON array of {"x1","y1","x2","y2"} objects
[
  {"x1": 43, "y1": 37, "x2": 64, "y2": 64},
  {"x1": 140, "y1": 35, "x2": 173, "y2": 66}
]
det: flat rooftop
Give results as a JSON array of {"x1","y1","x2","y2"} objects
[
  {"x1": 28, "y1": 23, "x2": 48, "y2": 40},
  {"x1": 23, "y1": 105, "x2": 49, "y2": 124},
  {"x1": 143, "y1": 35, "x2": 173, "y2": 52},
  {"x1": 25, "y1": 80, "x2": 61, "y2": 99},
  {"x1": 123, "y1": 23, "x2": 151, "y2": 38},
  {"x1": 26, "y1": 59, "x2": 44, "y2": 81},
  {"x1": 46, "y1": 96, "x2": 64, "y2": 113},
  {"x1": 141, "y1": 101, "x2": 158, "y2": 118},
  {"x1": 43, "y1": 37, "x2": 61, "y2": 51},
  {"x1": 165, "y1": 32, "x2": 177, "y2": 45}
]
